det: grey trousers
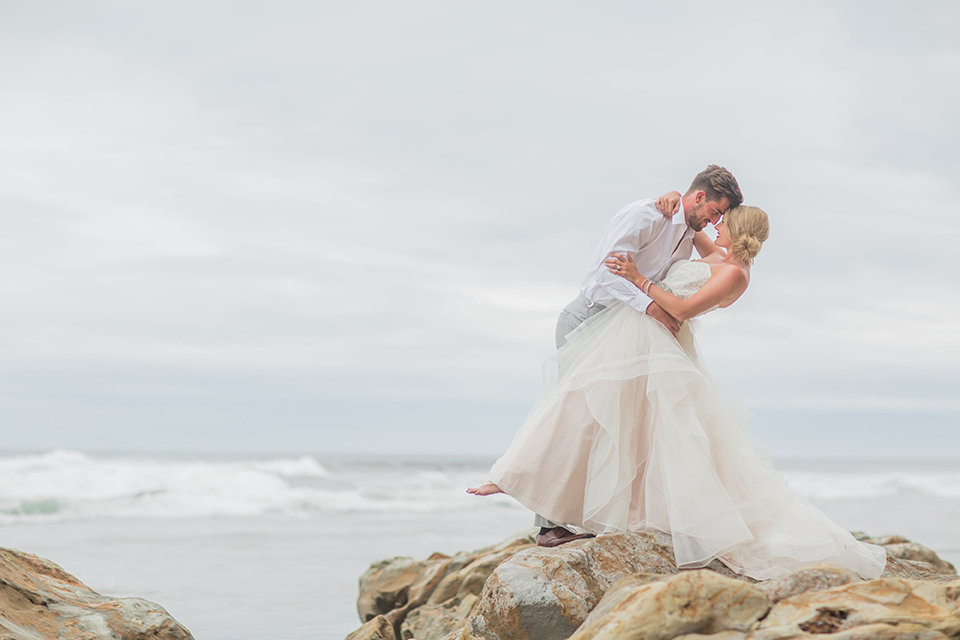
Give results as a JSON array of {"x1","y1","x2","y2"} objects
[{"x1": 534, "y1": 294, "x2": 607, "y2": 529}]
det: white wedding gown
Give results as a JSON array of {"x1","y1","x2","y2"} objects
[{"x1": 488, "y1": 260, "x2": 886, "y2": 580}]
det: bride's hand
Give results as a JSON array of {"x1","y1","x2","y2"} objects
[
  {"x1": 656, "y1": 191, "x2": 682, "y2": 217},
  {"x1": 604, "y1": 253, "x2": 642, "y2": 286}
]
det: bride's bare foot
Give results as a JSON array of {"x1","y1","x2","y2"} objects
[{"x1": 466, "y1": 483, "x2": 503, "y2": 496}]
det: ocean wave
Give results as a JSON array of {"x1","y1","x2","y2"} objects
[
  {"x1": 1, "y1": 451, "x2": 958, "y2": 523},
  {"x1": 782, "y1": 470, "x2": 960, "y2": 501},
  {"x1": 0, "y1": 450, "x2": 518, "y2": 523}
]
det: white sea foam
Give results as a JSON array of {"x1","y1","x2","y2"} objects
[
  {"x1": 1, "y1": 450, "x2": 958, "y2": 524},
  {"x1": 251, "y1": 456, "x2": 329, "y2": 477},
  {"x1": 782, "y1": 469, "x2": 960, "y2": 501},
  {"x1": 0, "y1": 450, "x2": 518, "y2": 523}
]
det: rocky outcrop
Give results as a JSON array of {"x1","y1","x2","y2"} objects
[
  {"x1": 568, "y1": 570, "x2": 960, "y2": 640},
  {"x1": 858, "y1": 534, "x2": 958, "y2": 578},
  {"x1": 0, "y1": 546, "x2": 193, "y2": 640},
  {"x1": 567, "y1": 570, "x2": 770, "y2": 640},
  {"x1": 347, "y1": 531, "x2": 958, "y2": 640},
  {"x1": 758, "y1": 578, "x2": 960, "y2": 638}
]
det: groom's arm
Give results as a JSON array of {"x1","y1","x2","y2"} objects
[
  {"x1": 593, "y1": 204, "x2": 660, "y2": 312},
  {"x1": 598, "y1": 244, "x2": 683, "y2": 335},
  {"x1": 602, "y1": 253, "x2": 683, "y2": 335},
  {"x1": 645, "y1": 302, "x2": 682, "y2": 336}
]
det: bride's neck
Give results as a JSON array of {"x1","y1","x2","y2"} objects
[{"x1": 722, "y1": 250, "x2": 749, "y2": 270}]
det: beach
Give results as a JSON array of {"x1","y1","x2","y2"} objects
[{"x1": 1, "y1": 450, "x2": 958, "y2": 640}]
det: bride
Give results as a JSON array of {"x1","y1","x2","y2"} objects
[{"x1": 468, "y1": 203, "x2": 886, "y2": 581}]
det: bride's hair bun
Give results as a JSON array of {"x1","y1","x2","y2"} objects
[
  {"x1": 732, "y1": 235, "x2": 762, "y2": 263},
  {"x1": 724, "y1": 206, "x2": 769, "y2": 265}
]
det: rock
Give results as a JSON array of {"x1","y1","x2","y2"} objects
[
  {"x1": 0, "y1": 546, "x2": 192, "y2": 640},
  {"x1": 347, "y1": 531, "x2": 960, "y2": 640},
  {"x1": 346, "y1": 615, "x2": 396, "y2": 640},
  {"x1": 857, "y1": 534, "x2": 957, "y2": 577},
  {"x1": 746, "y1": 622, "x2": 950, "y2": 639},
  {"x1": 567, "y1": 570, "x2": 770, "y2": 640},
  {"x1": 356, "y1": 554, "x2": 452, "y2": 625},
  {"x1": 401, "y1": 594, "x2": 476, "y2": 640},
  {"x1": 877, "y1": 543, "x2": 957, "y2": 576},
  {"x1": 566, "y1": 574, "x2": 671, "y2": 629},
  {"x1": 755, "y1": 565, "x2": 860, "y2": 604},
  {"x1": 816, "y1": 623, "x2": 949, "y2": 639},
  {"x1": 883, "y1": 557, "x2": 960, "y2": 584},
  {"x1": 355, "y1": 531, "x2": 536, "y2": 638},
  {"x1": 756, "y1": 578, "x2": 960, "y2": 638},
  {"x1": 427, "y1": 535, "x2": 537, "y2": 606},
  {"x1": 674, "y1": 633, "x2": 747, "y2": 640},
  {"x1": 466, "y1": 532, "x2": 685, "y2": 640}
]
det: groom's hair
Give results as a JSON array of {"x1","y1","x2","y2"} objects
[{"x1": 686, "y1": 165, "x2": 743, "y2": 208}]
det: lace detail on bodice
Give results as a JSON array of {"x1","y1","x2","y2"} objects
[{"x1": 656, "y1": 260, "x2": 719, "y2": 316}]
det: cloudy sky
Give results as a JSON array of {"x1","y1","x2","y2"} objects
[{"x1": 1, "y1": 2, "x2": 957, "y2": 458}]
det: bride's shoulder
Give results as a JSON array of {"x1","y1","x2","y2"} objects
[{"x1": 709, "y1": 261, "x2": 749, "y2": 286}]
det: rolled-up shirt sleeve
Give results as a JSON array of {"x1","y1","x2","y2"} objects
[
  {"x1": 597, "y1": 263, "x2": 653, "y2": 311},
  {"x1": 593, "y1": 206, "x2": 657, "y2": 312}
]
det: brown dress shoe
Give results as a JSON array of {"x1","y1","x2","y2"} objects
[{"x1": 536, "y1": 527, "x2": 596, "y2": 548}]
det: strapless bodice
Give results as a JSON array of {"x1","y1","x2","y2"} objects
[{"x1": 656, "y1": 260, "x2": 718, "y2": 316}]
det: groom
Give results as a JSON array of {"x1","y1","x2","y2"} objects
[{"x1": 536, "y1": 164, "x2": 743, "y2": 547}]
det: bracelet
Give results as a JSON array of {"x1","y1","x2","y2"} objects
[{"x1": 642, "y1": 279, "x2": 653, "y2": 295}]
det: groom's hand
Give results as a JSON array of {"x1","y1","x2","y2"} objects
[{"x1": 646, "y1": 302, "x2": 681, "y2": 337}]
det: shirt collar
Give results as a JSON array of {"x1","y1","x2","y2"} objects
[{"x1": 671, "y1": 200, "x2": 687, "y2": 227}]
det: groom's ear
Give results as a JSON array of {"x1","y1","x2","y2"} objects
[{"x1": 693, "y1": 190, "x2": 707, "y2": 204}]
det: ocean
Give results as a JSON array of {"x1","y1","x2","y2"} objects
[{"x1": 1, "y1": 450, "x2": 959, "y2": 640}]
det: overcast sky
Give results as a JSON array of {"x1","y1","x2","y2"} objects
[{"x1": 1, "y1": 2, "x2": 957, "y2": 458}]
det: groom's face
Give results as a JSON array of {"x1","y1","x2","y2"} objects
[{"x1": 687, "y1": 195, "x2": 730, "y2": 232}]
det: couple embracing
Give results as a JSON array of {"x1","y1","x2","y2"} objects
[{"x1": 469, "y1": 165, "x2": 886, "y2": 581}]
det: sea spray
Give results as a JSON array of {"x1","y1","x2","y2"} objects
[
  {"x1": 1, "y1": 451, "x2": 959, "y2": 524},
  {"x1": 0, "y1": 450, "x2": 519, "y2": 522}
]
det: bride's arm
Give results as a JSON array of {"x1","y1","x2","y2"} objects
[
  {"x1": 656, "y1": 191, "x2": 681, "y2": 216},
  {"x1": 605, "y1": 255, "x2": 747, "y2": 322},
  {"x1": 645, "y1": 267, "x2": 747, "y2": 321},
  {"x1": 693, "y1": 230, "x2": 724, "y2": 259}
]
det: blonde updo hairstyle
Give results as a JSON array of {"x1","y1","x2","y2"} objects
[{"x1": 724, "y1": 206, "x2": 769, "y2": 265}]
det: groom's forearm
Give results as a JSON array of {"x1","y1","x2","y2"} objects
[
  {"x1": 596, "y1": 270, "x2": 652, "y2": 312},
  {"x1": 588, "y1": 202, "x2": 660, "y2": 313}
]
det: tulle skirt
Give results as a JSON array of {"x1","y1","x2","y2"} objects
[{"x1": 488, "y1": 302, "x2": 885, "y2": 580}]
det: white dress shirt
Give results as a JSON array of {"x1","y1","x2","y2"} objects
[{"x1": 579, "y1": 199, "x2": 695, "y2": 313}]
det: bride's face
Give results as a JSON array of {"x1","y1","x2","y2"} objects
[{"x1": 715, "y1": 220, "x2": 731, "y2": 249}]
